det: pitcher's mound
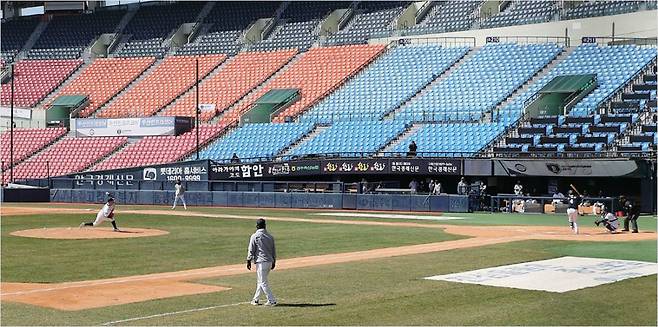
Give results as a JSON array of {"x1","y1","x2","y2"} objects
[{"x1": 10, "y1": 227, "x2": 169, "y2": 239}]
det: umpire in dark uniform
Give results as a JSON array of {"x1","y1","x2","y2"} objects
[{"x1": 622, "y1": 200, "x2": 640, "y2": 233}]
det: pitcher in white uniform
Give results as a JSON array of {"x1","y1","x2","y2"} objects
[{"x1": 79, "y1": 197, "x2": 120, "y2": 231}]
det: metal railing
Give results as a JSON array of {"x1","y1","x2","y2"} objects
[{"x1": 485, "y1": 35, "x2": 570, "y2": 47}]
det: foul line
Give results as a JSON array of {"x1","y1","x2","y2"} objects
[{"x1": 101, "y1": 302, "x2": 248, "y2": 325}]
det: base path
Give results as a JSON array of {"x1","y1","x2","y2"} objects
[{"x1": 1, "y1": 208, "x2": 655, "y2": 311}]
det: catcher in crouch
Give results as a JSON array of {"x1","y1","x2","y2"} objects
[
  {"x1": 594, "y1": 206, "x2": 619, "y2": 233},
  {"x1": 79, "y1": 197, "x2": 120, "y2": 231}
]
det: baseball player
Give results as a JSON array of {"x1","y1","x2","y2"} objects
[
  {"x1": 79, "y1": 197, "x2": 120, "y2": 231},
  {"x1": 172, "y1": 180, "x2": 187, "y2": 210},
  {"x1": 247, "y1": 218, "x2": 277, "y2": 307},
  {"x1": 622, "y1": 200, "x2": 640, "y2": 233},
  {"x1": 566, "y1": 190, "x2": 581, "y2": 234},
  {"x1": 594, "y1": 206, "x2": 619, "y2": 233}
]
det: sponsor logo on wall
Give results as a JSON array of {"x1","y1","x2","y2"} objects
[{"x1": 495, "y1": 159, "x2": 638, "y2": 177}]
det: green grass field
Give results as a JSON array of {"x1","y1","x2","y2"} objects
[{"x1": 1, "y1": 203, "x2": 656, "y2": 326}]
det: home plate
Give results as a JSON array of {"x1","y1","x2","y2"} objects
[
  {"x1": 314, "y1": 212, "x2": 465, "y2": 221},
  {"x1": 425, "y1": 256, "x2": 658, "y2": 293}
]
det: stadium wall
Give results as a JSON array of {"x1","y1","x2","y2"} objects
[
  {"x1": 49, "y1": 188, "x2": 470, "y2": 212},
  {"x1": 372, "y1": 9, "x2": 658, "y2": 46}
]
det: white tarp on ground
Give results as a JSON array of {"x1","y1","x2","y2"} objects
[
  {"x1": 314, "y1": 212, "x2": 465, "y2": 221},
  {"x1": 425, "y1": 256, "x2": 658, "y2": 293}
]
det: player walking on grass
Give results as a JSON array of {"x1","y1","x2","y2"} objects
[
  {"x1": 247, "y1": 218, "x2": 277, "y2": 306},
  {"x1": 79, "y1": 197, "x2": 120, "y2": 231},
  {"x1": 172, "y1": 180, "x2": 187, "y2": 210}
]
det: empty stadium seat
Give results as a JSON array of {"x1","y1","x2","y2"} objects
[
  {"x1": 221, "y1": 44, "x2": 386, "y2": 125},
  {"x1": 92, "y1": 124, "x2": 228, "y2": 171},
  {"x1": 406, "y1": 1, "x2": 481, "y2": 34},
  {"x1": 48, "y1": 57, "x2": 156, "y2": 117},
  {"x1": 482, "y1": 1, "x2": 558, "y2": 29},
  {"x1": 498, "y1": 44, "x2": 657, "y2": 120},
  {"x1": 290, "y1": 120, "x2": 408, "y2": 157},
  {"x1": 399, "y1": 43, "x2": 562, "y2": 122},
  {"x1": 0, "y1": 59, "x2": 83, "y2": 107},
  {"x1": 200, "y1": 122, "x2": 315, "y2": 161},
  {"x1": 392, "y1": 123, "x2": 507, "y2": 157},
  {"x1": 564, "y1": 1, "x2": 643, "y2": 20},
  {"x1": 0, "y1": 127, "x2": 68, "y2": 169},
  {"x1": 29, "y1": 9, "x2": 125, "y2": 59},
  {"x1": 6, "y1": 136, "x2": 127, "y2": 181},
  {"x1": 98, "y1": 54, "x2": 226, "y2": 118},
  {"x1": 327, "y1": 2, "x2": 406, "y2": 45},
  {"x1": 0, "y1": 17, "x2": 39, "y2": 63},
  {"x1": 164, "y1": 50, "x2": 297, "y2": 121},
  {"x1": 301, "y1": 44, "x2": 469, "y2": 123},
  {"x1": 115, "y1": 2, "x2": 205, "y2": 58}
]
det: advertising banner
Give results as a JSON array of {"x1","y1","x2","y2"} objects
[
  {"x1": 68, "y1": 160, "x2": 210, "y2": 187},
  {"x1": 210, "y1": 158, "x2": 463, "y2": 179},
  {"x1": 493, "y1": 159, "x2": 640, "y2": 177},
  {"x1": 75, "y1": 117, "x2": 191, "y2": 137}
]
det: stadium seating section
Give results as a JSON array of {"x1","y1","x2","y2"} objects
[
  {"x1": 200, "y1": 122, "x2": 315, "y2": 161},
  {"x1": 393, "y1": 122, "x2": 507, "y2": 156},
  {"x1": 98, "y1": 54, "x2": 226, "y2": 118},
  {"x1": 178, "y1": 1, "x2": 281, "y2": 56},
  {"x1": 93, "y1": 125, "x2": 227, "y2": 171},
  {"x1": 327, "y1": 2, "x2": 406, "y2": 45},
  {"x1": 6, "y1": 136, "x2": 127, "y2": 181},
  {"x1": 0, "y1": 59, "x2": 83, "y2": 107},
  {"x1": 49, "y1": 57, "x2": 156, "y2": 117},
  {"x1": 290, "y1": 120, "x2": 408, "y2": 157},
  {"x1": 482, "y1": 1, "x2": 557, "y2": 29},
  {"x1": 302, "y1": 44, "x2": 469, "y2": 123},
  {"x1": 406, "y1": 1, "x2": 481, "y2": 34},
  {"x1": 497, "y1": 44, "x2": 657, "y2": 122},
  {"x1": 564, "y1": 1, "x2": 644, "y2": 20},
  {"x1": 164, "y1": 50, "x2": 297, "y2": 121},
  {"x1": 0, "y1": 17, "x2": 39, "y2": 63},
  {"x1": 399, "y1": 43, "x2": 562, "y2": 123},
  {"x1": 0, "y1": 127, "x2": 67, "y2": 170},
  {"x1": 223, "y1": 44, "x2": 386, "y2": 125},
  {"x1": 0, "y1": 1, "x2": 656, "y2": 180},
  {"x1": 115, "y1": 2, "x2": 205, "y2": 58},
  {"x1": 29, "y1": 10, "x2": 125, "y2": 59}
]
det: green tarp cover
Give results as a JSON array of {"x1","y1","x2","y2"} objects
[
  {"x1": 540, "y1": 74, "x2": 597, "y2": 93},
  {"x1": 51, "y1": 95, "x2": 87, "y2": 107},
  {"x1": 255, "y1": 89, "x2": 299, "y2": 104}
]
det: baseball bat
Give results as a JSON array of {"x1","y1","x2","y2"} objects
[
  {"x1": 422, "y1": 193, "x2": 432, "y2": 204},
  {"x1": 569, "y1": 184, "x2": 582, "y2": 197}
]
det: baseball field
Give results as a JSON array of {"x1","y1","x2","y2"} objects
[{"x1": 1, "y1": 203, "x2": 656, "y2": 326}]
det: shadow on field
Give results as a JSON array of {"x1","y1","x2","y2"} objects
[{"x1": 276, "y1": 303, "x2": 336, "y2": 308}]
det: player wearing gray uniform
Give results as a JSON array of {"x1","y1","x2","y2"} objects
[
  {"x1": 247, "y1": 218, "x2": 277, "y2": 306},
  {"x1": 80, "y1": 198, "x2": 119, "y2": 231},
  {"x1": 595, "y1": 207, "x2": 619, "y2": 233},
  {"x1": 172, "y1": 180, "x2": 187, "y2": 210}
]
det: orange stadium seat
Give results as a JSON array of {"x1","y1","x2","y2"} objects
[
  {"x1": 219, "y1": 44, "x2": 385, "y2": 125},
  {"x1": 163, "y1": 49, "x2": 297, "y2": 121},
  {"x1": 0, "y1": 59, "x2": 83, "y2": 107},
  {"x1": 98, "y1": 54, "x2": 226, "y2": 118},
  {"x1": 5, "y1": 136, "x2": 127, "y2": 181},
  {"x1": 91, "y1": 124, "x2": 228, "y2": 171},
  {"x1": 48, "y1": 57, "x2": 156, "y2": 117},
  {"x1": 0, "y1": 127, "x2": 68, "y2": 169}
]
